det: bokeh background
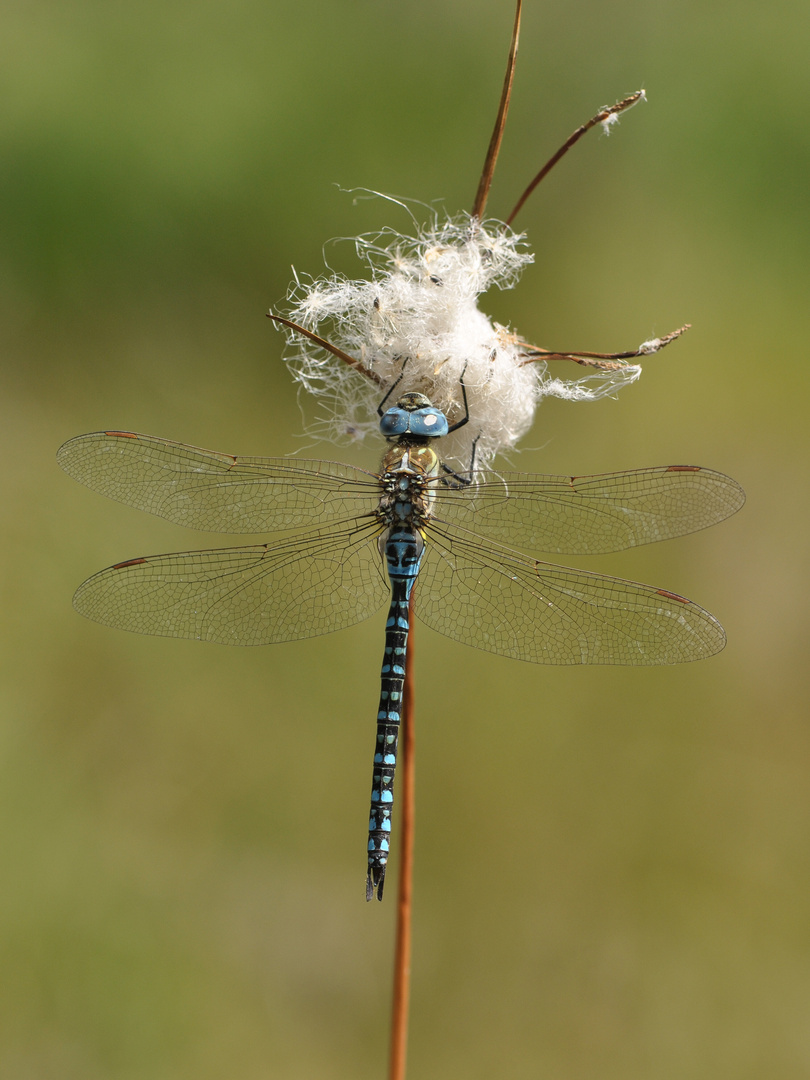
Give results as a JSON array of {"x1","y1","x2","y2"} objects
[{"x1": 2, "y1": 1, "x2": 808, "y2": 1077}]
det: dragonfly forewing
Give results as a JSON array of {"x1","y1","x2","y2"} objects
[
  {"x1": 430, "y1": 465, "x2": 745, "y2": 555},
  {"x1": 57, "y1": 431, "x2": 383, "y2": 534}
]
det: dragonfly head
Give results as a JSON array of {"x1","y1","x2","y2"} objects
[{"x1": 379, "y1": 392, "x2": 450, "y2": 440}]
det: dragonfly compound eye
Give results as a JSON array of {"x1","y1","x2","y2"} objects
[{"x1": 407, "y1": 409, "x2": 449, "y2": 438}]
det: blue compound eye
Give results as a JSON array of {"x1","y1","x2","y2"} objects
[
  {"x1": 379, "y1": 404, "x2": 449, "y2": 438},
  {"x1": 379, "y1": 408, "x2": 410, "y2": 437},
  {"x1": 408, "y1": 408, "x2": 449, "y2": 437}
]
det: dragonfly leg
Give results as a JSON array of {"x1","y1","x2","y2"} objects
[
  {"x1": 441, "y1": 433, "x2": 481, "y2": 487},
  {"x1": 446, "y1": 361, "x2": 470, "y2": 434},
  {"x1": 376, "y1": 357, "x2": 408, "y2": 417}
]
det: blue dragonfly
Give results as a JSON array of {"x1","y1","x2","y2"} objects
[{"x1": 58, "y1": 378, "x2": 744, "y2": 900}]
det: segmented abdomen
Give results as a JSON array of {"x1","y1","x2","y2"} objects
[{"x1": 366, "y1": 524, "x2": 424, "y2": 901}]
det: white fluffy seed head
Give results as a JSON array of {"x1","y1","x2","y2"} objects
[{"x1": 278, "y1": 211, "x2": 641, "y2": 472}]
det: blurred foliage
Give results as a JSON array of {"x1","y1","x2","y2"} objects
[{"x1": 1, "y1": 1, "x2": 809, "y2": 1077}]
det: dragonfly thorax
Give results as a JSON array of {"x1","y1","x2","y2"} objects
[
  {"x1": 379, "y1": 392, "x2": 450, "y2": 440},
  {"x1": 377, "y1": 444, "x2": 441, "y2": 529}
]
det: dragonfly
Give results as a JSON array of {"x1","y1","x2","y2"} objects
[{"x1": 58, "y1": 379, "x2": 744, "y2": 900}]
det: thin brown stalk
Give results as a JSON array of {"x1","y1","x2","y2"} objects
[
  {"x1": 471, "y1": 0, "x2": 522, "y2": 221},
  {"x1": 266, "y1": 312, "x2": 384, "y2": 386},
  {"x1": 505, "y1": 89, "x2": 646, "y2": 226},
  {"x1": 519, "y1": 324, "x2": 690, "y2": 370},
  {"x1": 388, "y1": 595, "x2": 416, "y2": 1080}
]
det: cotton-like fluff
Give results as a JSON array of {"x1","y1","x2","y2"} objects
[{"x1": 278, "y1": 211, "x2": 642, "y2": 472}]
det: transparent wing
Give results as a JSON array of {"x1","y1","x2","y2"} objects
[
  {"x1": 430, "y1": 466, "x2": 745, "y2": 554},
  {"x1": 73, "y1": 517, "x2": 388, "y2": 645},
  {"x1": 416, "y1": 520, "x2": 725, "y2": 665},
  {"x1": 57, "y1": 431, "x2": 383, "y2": 533}
]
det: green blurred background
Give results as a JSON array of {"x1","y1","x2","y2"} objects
[{"x1": 2, "y1": 1, "x2": 808, "y2": 1077}]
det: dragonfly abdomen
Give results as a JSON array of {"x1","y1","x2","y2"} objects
[{"x1": 366, "y1": 524, "x2": 424, "y2": 901}]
